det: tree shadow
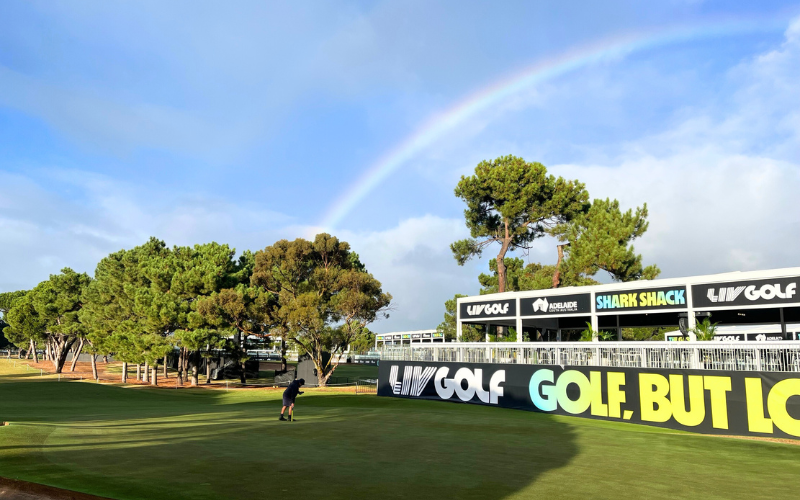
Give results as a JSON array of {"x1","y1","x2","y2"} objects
[{"x1": 0, "y1": 381, "x2": 578, "y2": 500}]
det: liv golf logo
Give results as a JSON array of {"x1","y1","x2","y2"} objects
[{"x1": 389, "y1": 364, "x2": 505, "y2": 404}]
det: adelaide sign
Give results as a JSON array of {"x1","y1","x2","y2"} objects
[
  {"x1": 520, "y1": 293, "x2": 591, "y2": 316},
  {"x1": 379, "y1": 361, "x2": 800, "y2": 440}
]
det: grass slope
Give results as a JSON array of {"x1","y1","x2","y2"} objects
[{"x1": 0, "y1": 360, "x2": 798, "y2": 500}]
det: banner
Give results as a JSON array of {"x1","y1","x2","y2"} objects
[
  {"x1": 595, "y1": 286, "x2": 687, "y2": 312},
  {"x1": 378, "y1": 361, "x2": 800, "y2": 439},
  {"x1": 692, "y1": 277, "x2": 799, "y2": 308},
  {"x1": 459, "y1": 299, "x2": 516, "y2": 319},
  {"x1": 520, "y1": 293, "x2": 591, "y2": 316}
]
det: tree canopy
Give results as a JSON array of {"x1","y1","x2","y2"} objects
[
  {"x1": 451, "y1": 155, "x2": 589, "y2": 293},
  {"x1": 251, "y1": 234, "x2": 391, "y2": 386}
]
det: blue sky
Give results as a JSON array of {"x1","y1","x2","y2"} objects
[{"x1": 1, "y1": 1, "x2": 799, "y2": 332}]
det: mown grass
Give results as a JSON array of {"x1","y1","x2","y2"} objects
[{"x1": 0, "y1": 359, "x2": 798, "y2": 500}]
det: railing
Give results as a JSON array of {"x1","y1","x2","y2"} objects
[{"x1": 378, "y1": 341, "x2": 800, "y2": 372}]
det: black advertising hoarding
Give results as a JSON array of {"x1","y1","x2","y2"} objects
[
  {"x1": 595, "y1": 286, "x2": 687, "y2": 312},
  {"x1": 459, "y1": 299, "x2": 516, "y2": 320},
  {"x1": 692, "y1": 276, "x2": 800, "y2": 308},
  {"x1": 379, "y1": 360, "x2": 800, "y2": 440},
  {"x1": 520, "y1": 293, "x2": 591, "y2": 316}
]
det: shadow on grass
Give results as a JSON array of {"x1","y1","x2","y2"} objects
[{"x1": 0, "y1": 380, "x2": 578, "y2": 500}]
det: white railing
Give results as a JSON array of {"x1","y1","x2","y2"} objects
[{"x1": 378, "y1": 341, "x2": 800, "y2": 372}]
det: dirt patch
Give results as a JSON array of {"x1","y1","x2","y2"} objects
[
  {"x1": 708, "y1": 434, "x2": 800, "y2": 446},
  {"x1": 0, "y1": 476, "x2": 114, "y2": 500}
]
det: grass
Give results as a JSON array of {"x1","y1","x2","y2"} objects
[{"x1": 0, "y1": 359, "x2": 798, "y2": 500}]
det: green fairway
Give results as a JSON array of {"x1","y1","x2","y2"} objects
[{"x1": 0, "y1": 360, "x2": 798, "y2": 500}]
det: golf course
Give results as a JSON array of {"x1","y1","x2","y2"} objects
[{"x1": 0, "y1": 360, "x2": 798, "y2": 500}]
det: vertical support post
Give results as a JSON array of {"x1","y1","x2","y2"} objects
[
  {"x1": 616, "y1": 315, "x2": 621, "y2": 341},
  {"x1": 516, "y1": 313, "x2": 523, "y2": 344},
  {"x1": 590, "y1": 292, "x2": 599, "y2": 342},
  {"x1": 780, "y1": 308, "x2": 787, "y2": 336},
  {"x1": 557, "y1": 329, "x2": 562, "y2": 342},
  {"x1": 686, "y1": 284, "x2": 697, "y2": 340}
]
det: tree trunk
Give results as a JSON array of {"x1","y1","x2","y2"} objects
[
  {"x1": 103, "y1": 355, "x2": 108, "y2": 364},
  {"x1": 30, "y1": 338, "x2": 38, "y2": 363},
  {"x1": 205, "y1": 354, "x2": 212, "y2": 384},
  {"x1": 90, "y1": 354, "x2": 98, "y2": 380},
  {"x1": 136, "y1": 364, "x2": 141, "y2": 381},
  {"x1": 163, "y1": 355, "x2": 168, "y2": 379},
  {"x1": 70, "y1": 338, "x2": 85, "y2": 372},
  {"x1": 552, "y1": 244, "x2": 566, "y2": 288},
  {"x1": 121, "y1": 361, "x2": 127, "y2": 383},
  {"x1": 143, "y1": 362, "x2": 149, "y2": 383},
  {"x1": 52, "y1": 336, "x2": 77, "y2": 374},
  {"x1": 190, "y1": 350, "x2": 199, "y2": 386},
  {"x1": 151, "y1": 366, "x2": 158, "y2": 386},
  {"x1": 280, "y1": 339, "x2": 287, "y2": 373},
  {"x1": 177, "y1": 348, "x2": 184, "y2": 385}
]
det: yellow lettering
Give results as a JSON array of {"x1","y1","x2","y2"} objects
[
  {"x1": 767, "y1": 379, "x2": 800, "y2": 437},
  {"x1": 704, "y1": 376, "x2": 732, "y2": 429},
  {"x1": 670, "y1": 374, "x2": 705, "y2": 426},
  {"x1": 745, "y1": 378, "x2": 773, "y2": 434},
  {"x1": 590, "y1": 372, "x2": 607, "y2": 417},
  {"x1": 607, "y1": 372, "x2": 626, "y2": 418},
  {"x1": 640, "y1": 373, "x2": 671, "y2": 422}
]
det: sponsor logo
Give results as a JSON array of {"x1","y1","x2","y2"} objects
[
  {"x1": 706, "y1": 283, "x2": 796, "y2": 303},
  {"x1": 596, "y1": 289, "x2": 685, "y2": 310},
  {"x1": 466, "y1": 302, "x2": 510, "y2": 316},
  {"x1": 389, "y1": 365, "x2": 436, "y2": 397},
  {"x1": 532, "y1": 297, "x2": 580, "y2": 313},
  {"x1": 388, "y1": 365, "x2": 505, "y2": 403},
  {"x1": 435, "y1": 367, "x2": 505, "y2": 404}
]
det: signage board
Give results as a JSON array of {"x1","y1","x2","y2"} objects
[
  {"x1": 692, "y1": 277, "x2": 800, "y2": 308},
  {"x1": 379, "y1": 360, "x2": 800, "y2": 440},
  {"x1": 596, "y1": 286, "x2": 687, "y2": 312},
  {"x1": 459, "y1": 299, "x2": 516, "y2": 319},
  {"x1": 520, "y1": 293, "x2": 591, "y2": 316}
]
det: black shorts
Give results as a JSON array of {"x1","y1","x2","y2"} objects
[{"x1": 282, "y1": 395, "x2": 295, "y2": 407}]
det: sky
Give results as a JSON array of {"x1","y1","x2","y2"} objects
[{"x1": 1, "y1": 1, "x2": 799, "y2": 333}]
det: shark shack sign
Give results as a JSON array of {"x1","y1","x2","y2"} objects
[{"x1": 378, "y1": 361, "x2": 800, "y2": 439}]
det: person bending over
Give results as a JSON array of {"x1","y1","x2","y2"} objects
[{"x1": 279, "y1": 378, "x2": 305, "y2": 421}]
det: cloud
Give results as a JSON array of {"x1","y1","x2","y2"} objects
[
  {"x1": 0, "y1": 168, "x2": 297, "y2": 291},
  {"x1": 0, "y1": 167, "x2": 475, "y2": 334},
  {"x1": 338, "y1": 215, "x2": 475, "y2": 332}
]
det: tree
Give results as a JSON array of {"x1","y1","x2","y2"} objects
[
  {"x1": 437, "y1": 294, "x2": 483, "y2": 342},
  {"x1": 197, "y1": 284, "x2": 274, "y2": 384},
  {"x1": 81, "y1": 238, "x2": 171, "y2": 383},
  {"x1": 692, "y1": 318, "x2": 719, "y2": 341},
  {"x1": 251, "y1": 234, "x2": 391, "y2": 386},
  {"x1": 28, "y1": 268, "x2": 92, "y2": 373},
  {"x1": 451, "y1": 155, "x2": 590, "y2": 294},
  {"x1": 0, "y1": 291, "x2": 29, "y2": 355},
  {"x1": 3, "y1": 292, "x2": 46, "y2": 361},
  {"x1": 553, "y1": 198, "x2": 660, "y2": 286}
]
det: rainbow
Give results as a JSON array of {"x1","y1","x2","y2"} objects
[{"x1": 316, "y1": 16, "x2": 787, "y2": 232}]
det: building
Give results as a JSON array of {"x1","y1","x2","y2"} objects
[{"x1": 456, "y1": 267, "x2": 800, "y2": 342}]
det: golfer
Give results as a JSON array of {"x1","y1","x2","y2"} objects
[{"x1": 279, "y1": 378, "x2": 305, "y2": 421}]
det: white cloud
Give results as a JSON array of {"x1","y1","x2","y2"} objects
[{"x1": 338, "y1": 215, "x2": 475, "y2": 332}]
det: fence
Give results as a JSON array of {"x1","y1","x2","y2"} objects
[
  {"x1": 378, "y1": 341, "x2": 800, "y2": 372},
  {"x1": 355, "y1": 378, "x2": 378, "y2": 394}
]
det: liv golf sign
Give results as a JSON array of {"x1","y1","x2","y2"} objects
[{"x1": 379, "y1": 361, "x2": 800, "y2": 440}]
